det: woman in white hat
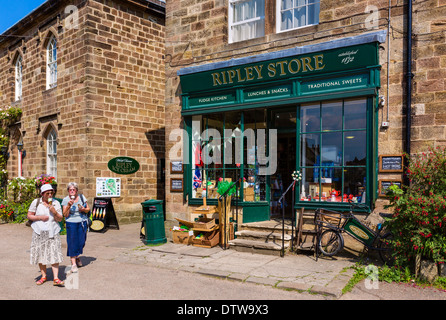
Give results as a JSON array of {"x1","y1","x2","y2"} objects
[{"x1": 27, "y1": 184, "x2": 64, "y2": 286}]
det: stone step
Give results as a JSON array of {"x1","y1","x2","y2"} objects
[
  {"x1": 228, "y1": 238, "x2": 288, "y2": 256},
  {"x1": 235, "y1": 229, "x2": 291, "y2": 244}
]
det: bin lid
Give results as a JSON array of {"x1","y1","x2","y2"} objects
[{"x1": 141, "y1": 199, "x2": 163, "y2": 206}]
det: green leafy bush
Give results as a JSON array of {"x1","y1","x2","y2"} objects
[{"x1": 386, "y1": 146, "x2": 446, "y2": 267}]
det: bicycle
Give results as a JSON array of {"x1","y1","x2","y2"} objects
[{"x1": 315, "y1": 202, "x2": 393, "y2": 264}]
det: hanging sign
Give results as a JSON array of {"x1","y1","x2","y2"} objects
[{"x1": 108, "y1": 157, "x2": 140, "y2": 175}]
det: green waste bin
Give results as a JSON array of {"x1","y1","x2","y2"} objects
[
  {"x1": 141, "y1": 199, "x2": 167, "y2": 245},
  {"x1": 54, "y1": 197, "x2": 65, "y2": 234}
]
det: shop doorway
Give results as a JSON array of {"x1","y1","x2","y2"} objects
[{"x1": 270, "y1": 109, "x2": 297, "y2": 218}]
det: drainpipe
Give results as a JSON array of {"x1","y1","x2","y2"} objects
[{"x1": 405, "y1": 0, "x2": 413, "y2": 185}]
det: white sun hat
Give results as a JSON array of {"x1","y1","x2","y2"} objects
[{"x1": 40, "y1": 184, "x2": 54, "y2": 194}]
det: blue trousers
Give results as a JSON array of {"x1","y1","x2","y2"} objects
[{"x1": 66, "y1": 221, "x2": 88, "y2": 257}]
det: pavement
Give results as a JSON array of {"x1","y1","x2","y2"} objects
[
  {"x1": 2, "y1": 221, "x2": 446, "y2": 300},
  {"x1": 122, "y1": 237, "x2": 357, "y2": 299}
]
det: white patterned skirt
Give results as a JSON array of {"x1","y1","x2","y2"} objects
[{"x1": 30, "y1": 231, "x2": 64, "y2": 265}]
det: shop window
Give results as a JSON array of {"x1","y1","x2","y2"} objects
[
  {"x1": 276, "y1": 0, "x2": 320, "y2": 33},
  {"x1": 46, "y1": 35, "x2": 57, "y2": 89},
  {"x1": 299, "y1": 98, "x2": 368, "y2": 203},
  {"x1": 46, "y1": 129, "x2": 57, "y2": 179},
  {"x1": 15, "y1": 55, "x2": 23, "y2": 101},
  {"x1": 228, "y1": 0, "x2": 265, "y2": 43},
  {"x1": 190, "y1": 110, "x2": 268, "y2": 202}
]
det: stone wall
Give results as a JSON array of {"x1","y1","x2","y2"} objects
[{"x1": 0, "y1": 0, "x2": 165, "y2": 223}]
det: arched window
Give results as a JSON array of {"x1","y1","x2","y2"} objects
[
  {"x1": 15, "y1": 55, "x2": 23, "y2": 101},
  {"x1": 46, "y1": 35, "x2": 57, "y2": 89},
  {"x1": 47, "y1": 129, "x2": 57, "y2": 179}
]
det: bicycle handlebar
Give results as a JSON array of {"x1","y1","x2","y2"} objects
[{"x1": 347, "y1": 199, "x2": 370, "y2": 212}]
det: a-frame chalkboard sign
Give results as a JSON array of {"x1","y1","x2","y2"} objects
[{"x1": 90, "y1": 197, "x2": 119, "y2": 233}]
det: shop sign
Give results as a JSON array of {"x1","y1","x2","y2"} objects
[
  {"x1": 301, "y1": 73, "x2": 368, "y2": 94},
  {"x1": 244, "y1": 84, "x2": 292, "y2": 101},
  {"x1": 180, "y1": 43, "x2": 378, "y2": 94},
  {"x1": 188, "y1": 92, "x2": 236, "y2": 108},
  {"x1": 108, "y1": 157, "x2": 140, "y2": 175}
]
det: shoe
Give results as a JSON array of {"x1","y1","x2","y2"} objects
[
  {"x1": 53, "y1": 278, "x2": 64, "y2": 287},
  {"x1": 76, "y1": 257, "x2": 83, "y2": 267},
  {"x1": 36, "y1": 277, "x2": 47, "y2": 285},
  {"x1": 70, "y1": 265, "x2": 78, "y2": 273}
]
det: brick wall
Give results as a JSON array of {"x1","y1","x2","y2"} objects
[
  {"x1": 0, "y1": 0, "x2": 165, "y2": 223},
  {"x1": 164, "y1": 0, "x2": 446, "y2": 217}
]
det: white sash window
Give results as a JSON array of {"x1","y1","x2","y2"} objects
[
  {"x1": 229, "y1": 0, "x2": 265, "y2": 43},
  {"x1": 277, "y1": 0, "x2": 320, "y2": 33}
]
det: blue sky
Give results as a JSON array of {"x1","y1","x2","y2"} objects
[{"x1": 0, "y1": 0, "x2": 48, "y2": 34}]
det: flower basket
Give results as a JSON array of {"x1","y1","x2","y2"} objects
[{"x1": 35, "y1": 174, "x2": 57, "y2": 196}]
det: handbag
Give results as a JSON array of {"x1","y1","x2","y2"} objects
[{"x1": 79, "y1": 193, "x2": 92, "y2": 227}]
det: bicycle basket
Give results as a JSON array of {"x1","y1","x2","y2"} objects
[{"x1": 315, "y1": 208, "x2": 346, "y2": 230}]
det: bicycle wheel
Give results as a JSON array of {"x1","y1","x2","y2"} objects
[
  {"x1": 377, "y1": 232, "x2": 394, "y2": 265},
  {"x1": 318, "y1": 229, "x2": 344, "y2": 256}
]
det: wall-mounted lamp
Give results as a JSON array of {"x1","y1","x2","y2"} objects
[{"x1": 17, "y1": 142, "x2": 26, "y2": 158}]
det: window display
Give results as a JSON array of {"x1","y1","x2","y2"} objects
[
  {"x1": 299, "y1": 98, "x2": 368, "y2": 203},
  {"x1": 191, "y1": 110, "x2": 268, "y2": 202}
]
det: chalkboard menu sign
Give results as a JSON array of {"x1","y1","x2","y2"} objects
[
  {"x1": 379, "y1": 154, "x2": 403, "y2": 173},
  {"x1": 170, "y1": 161, "x2": 183, "y2": 174},
  {"x1": 170, "y1": 178, "x2": 183, "y2": 192},
  {"x1": 90, "y1": 197, "x2": 120, "y2": 233},
  {"x1": 379, "y1": 179, "x2": 402, "y2": 197}
]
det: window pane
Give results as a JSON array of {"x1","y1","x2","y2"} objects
[
  {"x1": 301, "y1": 167, "x2": 319, "y2": 201},
  {"x1": 344, "y1": 167, "x2": 366, "y2": 202},
  {"x1": 301, "y1": 103, "x2": 320, "y2": 132},
  {"x1": 344, "y1": 98, "x2": 367, "y2": 129},
  {"x1": 322, "y1": 101, "x2": 342, "y2": 131},
  {"x1": 281, "y1": 10, "x2": 292, "y2": 30},
  {"x1": 224, "y1": 111, "x2": 241, "y2": 167},
  {"x1": 301, "y1": 133, "x2": 319, "y2": 166},
  {"x1": 307, "y1": 3, "x2": 317, "y2": 25},
  {"x1": 322, "y1": 167, "x2": 342, "y2": 202},
  {"x1": 206, "y1": 169, "x2": 223, "y2": 199},
  {"x1": 274, "y1": 110, "x2": 296, "y2": 128},
  {"x1": 282, "y1": 0, "x2": 292, "y2": 9},
  {"x1": 344, "y1": 131, "x2": 366, "y2": 166},
  {"x1": 192, "y1": 168, "x2": 203, "y2": 198},
  {"x1": 205, "y1": 114, "x2": 223, "y2": 168},
  {"x1": 294, "y1": 7, "x2": 305, "y2": 27},
  {"x1": 321, "y1": 131, "x2": 342, "y2": 166}
]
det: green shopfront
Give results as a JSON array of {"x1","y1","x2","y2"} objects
[{"x1": 178, "y1": 31, "x2": 387, "y2": 223}]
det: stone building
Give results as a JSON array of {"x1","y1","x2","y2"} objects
[
  {"x1": 163, "y1": 0, "x2": 446, "y2": 232},
  {"x1": 0, "y1": 0, "x2": 165, "y2": 223}
]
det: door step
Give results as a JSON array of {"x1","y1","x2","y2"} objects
[{"x1": 228, "y1": 220, "x2": 293, "y2": 256}]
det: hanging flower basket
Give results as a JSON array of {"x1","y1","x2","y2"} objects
[{"x1": 35, "y1": 174, "x2": 57, "y2": 195}]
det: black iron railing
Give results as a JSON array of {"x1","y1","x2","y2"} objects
[{"x1": 277, "y1": 180, "x2": 296, "y2": 257}]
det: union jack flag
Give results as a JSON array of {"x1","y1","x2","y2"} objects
[{"x1": 193, "y1": 168, "x2": 202, "y2": 188}]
